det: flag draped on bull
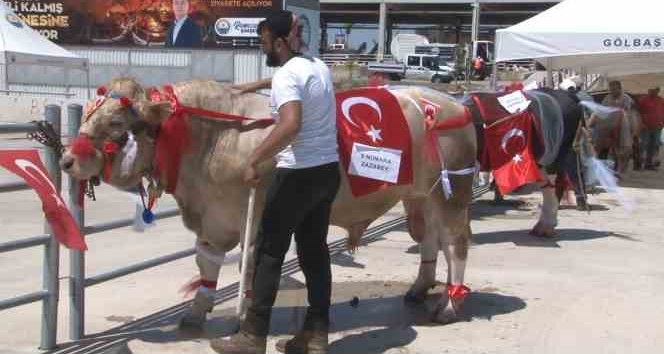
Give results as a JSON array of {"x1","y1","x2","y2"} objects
[
  {"x1": 483, "y1": 111, "x2": 543, "y2": 194},
  {"x1": 336, "y1": 88, "x2": 413, "y2": 197}
]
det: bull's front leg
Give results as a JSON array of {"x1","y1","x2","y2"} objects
[
  {"x1": 531, "y1": 169, "x2": 558, "y2": 238},
  {"x1": 179, "y1": 239, "x2": 226, "y2": 328}
]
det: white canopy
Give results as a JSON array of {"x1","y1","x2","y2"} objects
[
  {"x1": 0, "y1": 2, "x2": 87, "y2": 70},
  {"x1": 495, "y1": 0, "x2": 664, "y2": 76}
]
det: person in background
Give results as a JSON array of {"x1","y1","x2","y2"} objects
[
  {"x1": 637, "y1": 87, "x2": 664, "y2": 170},
  {"x1": 473, "y1": 55, "x2": 485, "y2": 78}
]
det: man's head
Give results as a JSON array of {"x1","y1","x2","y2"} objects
[
  {"x1": 609, "y1": 80, "x2": 622, "y2": 98},
  {"x1": 172, "y1": 0, "x2": 189, "y2": 21},
  {"x1": 648, "y1": 87, "x2": 660, "y2": 97},
  {"x1": 258, "y1": 11, "x2": 297, "y2": 67}
]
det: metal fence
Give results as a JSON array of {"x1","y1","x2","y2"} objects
[
  {"x1": 321, "y1": 53, "x2": 394, "y2": 66},
  {"x1": 0, "y1": 106, "x2": 62, "y2": 350},
  {"x1": 64, "y1": 105, "x2": 190, "y2": 342},
  {"x1": 0, "y1": 106, "x2": 187, "y2": 349}
]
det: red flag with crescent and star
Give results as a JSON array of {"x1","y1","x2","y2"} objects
[
  {"x1": 336, "y1": 88, "x2": 413, "y2": 197},
  {"x1": 483, "y1": 111, "x2": 543, "y2": 194},
  {"x1": 0, "y1": 150, "x2": 87, "y2": 250}
]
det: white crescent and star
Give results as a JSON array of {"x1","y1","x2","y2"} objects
[
  {"x1": 500, "y1": 128, "x2": 526, "y2": 163},
  {"x1": 341, "y1": 97, "x2": 383, "y2": 143},
  {"x1": 341, "y1": 97, "x2": 384, "y2": 143},
  {"x1": 14, "y1": 159, "x2": 65, "y2": 207}
]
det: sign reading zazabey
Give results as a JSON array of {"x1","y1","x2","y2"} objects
[{"x1": 348, "y1": 143, "x2": 403, "y2": 184}]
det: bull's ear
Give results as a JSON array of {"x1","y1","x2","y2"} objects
[{"x1": 136, "y1": 101, "x2": 172, "y2": 125}]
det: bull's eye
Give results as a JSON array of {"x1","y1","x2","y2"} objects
[{"x1": 109, "y1": 120, "x2": 124, "y2": 129}]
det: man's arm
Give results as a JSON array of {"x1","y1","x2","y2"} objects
[
  {"x1": 232, "y1": 78, "x2": 272, "y2": 94},
  {"x1": 247, "y1": 101, "x2": 302, "y2": 168}
]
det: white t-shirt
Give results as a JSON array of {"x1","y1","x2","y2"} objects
[{"x1": 270, "y1": 56, "x2": 339, "y2": 169}]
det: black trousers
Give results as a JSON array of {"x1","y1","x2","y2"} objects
[
  {"x1": 641, "y1": 128, "x2": 661, "y2": 166},
  {"x1": 243, "y1": 162, "x2": 340, "y2": 336}
]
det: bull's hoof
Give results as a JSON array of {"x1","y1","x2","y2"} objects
[
  {"x1": 404, "y1": 283, "x2": 436, "y2": 304},
  {"x1": 404, "y1": 288, "x2": 427, "y2": 304},
  {"x1": 178, "y1": 291, "x2": 214, "y2": 329},
  {"x1": 530, "y1": 223, "x2": 556, "y2": 238},
  {"x1": 432, "y1": 299, "x2": 463, "y2": 324},
  {"x1": 178, "y1": 311, "x2": 207, "y2": 329}
]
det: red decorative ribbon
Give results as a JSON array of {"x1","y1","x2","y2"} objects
[
  {"x1": 179, "y1": 276, "x2": 218, "y2": 298},
  {"x1": 424, "y1": 105, "x2": 473, "y2": 167},
  {"x1": 101, "y1": 141, "x2": 119, "y2": 182},
  {"x1": 149, "y1": 85, "x2": 274, "y2": 193},
  {"x1": 447, "y1": 283, "x2": 471, "y2": 300}
]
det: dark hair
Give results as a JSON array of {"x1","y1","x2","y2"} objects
[
  {"x1": 609, "y1": 80, "x2": 622, "y2": 88},
  {"x1": 257, "y1": 10, "x2": 294, "y2": 40}
]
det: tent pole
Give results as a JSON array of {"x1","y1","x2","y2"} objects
[
  {"x1": 377, "y1": 1, "x2": 387, "y2": 62},
  {"x1": 86, "y1": 66, "x2": 91, "y2": 100},
  {"x1": 490, "y1": 32, "x2": 499, "y2": 90},
  {"x1": 546, "y1": 58, "x2": 553, "y2": 88},
  {"x1": 581, "y1": 67, "x2": 587, "y2": 90},
  {"x1": 3, "y1": 52, "x2": 8, "y2": 92}
]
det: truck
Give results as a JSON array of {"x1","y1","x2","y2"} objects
[{"x1": 368, "y1": 53, "x2": 455, "y2": 83}]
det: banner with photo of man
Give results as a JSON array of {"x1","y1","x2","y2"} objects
[{"x1": 2, "y1": 0, "x2": 282, "y2": 48}]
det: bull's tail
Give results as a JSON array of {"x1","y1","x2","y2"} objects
[{"x1": 585, "y1": 156, "x2": 634, "y2": 211}]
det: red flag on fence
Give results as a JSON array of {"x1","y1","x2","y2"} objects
[
  {"x1": 336, "y1": 88, "x2": 413, "y2": 197},
  {"x1": 483, "y1": 112, "x2": 543, "y2": 194},
  {"x1": 0, "y1": 150, "x2": 87, "y2": 250}
]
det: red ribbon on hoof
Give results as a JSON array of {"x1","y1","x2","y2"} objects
[
  {"x1": 447, "y1": 283, "x2": 471, "y2": 300},
  {"x1": 179, "y1": 275, "x2": 218, "y2": 298}
]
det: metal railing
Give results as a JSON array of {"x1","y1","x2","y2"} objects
[
  {"x1": 64, "y1": 105, "x2": 186, "y2": 341},
  {"x1": 321, "y1": 53, "x2": 394, "y2": 66},
  {"x1": 495, "y1": 59, "x2": 536, "y2": 72},
  {"x1": 0, "y1": 106, "x2": 62, "y2": 350},
  {"x1": 0, "y1": 105, "x2": 185, "y2": 349}
]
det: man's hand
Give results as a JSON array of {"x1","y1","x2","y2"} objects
[{"x1": 243, "y1": 163, "x2": 260, "y2": 187}]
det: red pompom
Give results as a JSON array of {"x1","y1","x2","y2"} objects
[
  {"x1": 96, "y1": 86, "x2": 107, "y2": 96},
  {"x1": 119, "y1": 97, "x2": 131, "y2": 107},
  {"x1": 103, "y1": 141, "x2": 119, "y2": 155},
  {"x1": 70, "y1": 135, "x2": 96, "y2": 160}
]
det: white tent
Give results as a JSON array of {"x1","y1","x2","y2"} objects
[
  {"x1": 495, "y1": 0, "x2": 664, "y2": 76},
  {"x1": 0, "y1": 2, "x2": 88, "y2": 92}
]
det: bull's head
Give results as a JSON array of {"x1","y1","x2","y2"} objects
[{"x1": 60, "y1": 78, "x2": 171, "y2": 189}]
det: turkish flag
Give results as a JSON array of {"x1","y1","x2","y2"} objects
[
  {"x1": 0, "y1": 150, "x2": 87, "y2": 250},
  {"x1": 483, "y1": 111, "x2": 543, "y2": 194},
  {"x1": 336, "y1": 88, "x2": 413, "y2": 197}
]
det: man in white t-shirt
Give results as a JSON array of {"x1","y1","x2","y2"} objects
[{"x1": 211, "y1": 10, "x2": 339, "y2": 354}]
